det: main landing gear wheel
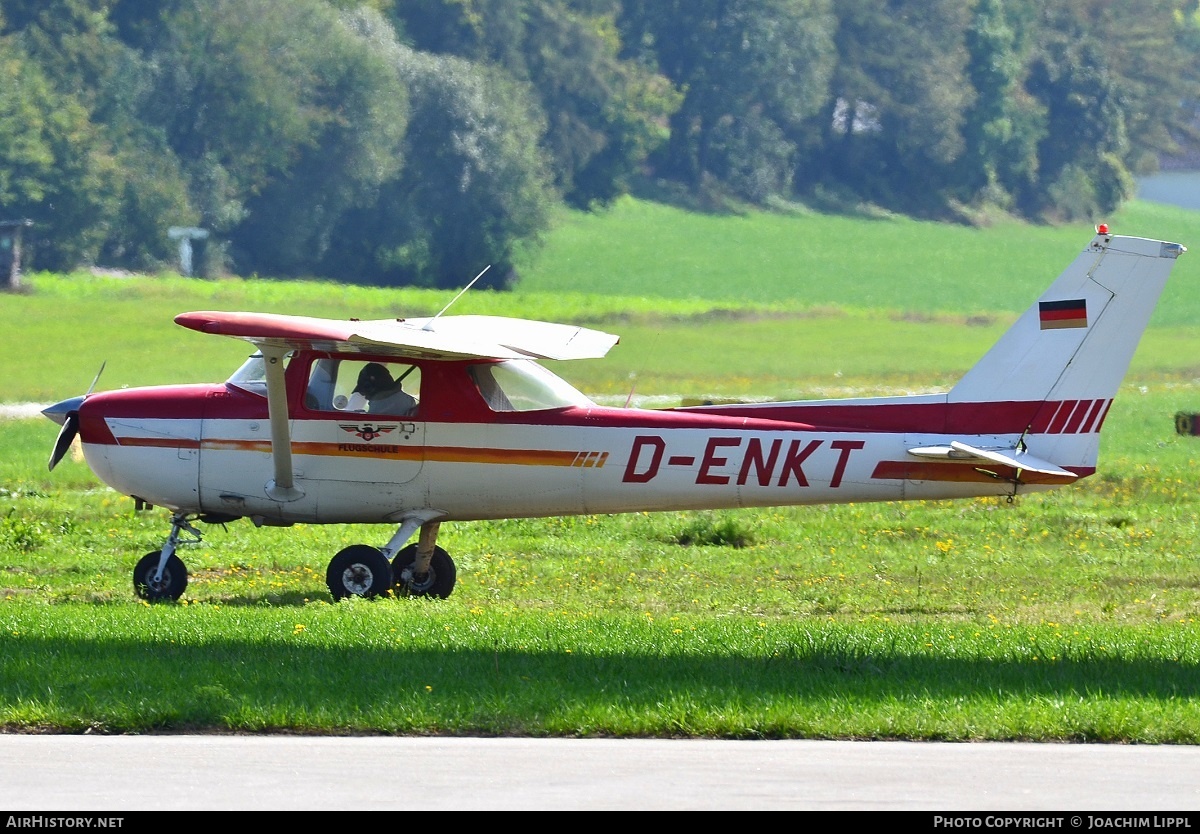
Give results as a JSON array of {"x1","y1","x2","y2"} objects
[
  {"x1": 133, "y1": 550, "x2": 188, "y2": 602},
  {"x1": 391, "y1": 544, "x2": 457, "y2": 599},
  {"x1": 326, "y1": 545, "x2": 393, "y2": 600}
]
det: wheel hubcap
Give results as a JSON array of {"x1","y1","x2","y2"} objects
[
  {"x1": 341, "y1": 564, "x2": 374, "y2": 595},
  {"x1": 400, "y1": 567, "x2": 435, "y2": 594}
]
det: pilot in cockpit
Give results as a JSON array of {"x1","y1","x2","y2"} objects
[{"x1": 353, "y1": 362, "x2": 417, "y2": 415}]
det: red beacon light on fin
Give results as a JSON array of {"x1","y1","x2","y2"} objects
[{"x1": 1097, "y1": 223, "x2": 1110, "y2": 235}]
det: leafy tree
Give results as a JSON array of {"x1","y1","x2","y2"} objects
[
  {"x1": 809, "y1": 0, "x2": 974, "y2": 214},
  {"x1": 321, "y1": 50, "x2": 557, "y2": 289},
  {"x1": 0, "y1": 34, "x2": 120, "y2": 271},
  {"x1": 10, "y1": 0, "x2": 202, "y2": 273},
  {"x1": 1024, "y1": 10, "x2": 1130, "y2": 220},
  {"x1": 141, "y1": 1, "x2": 345, "y2": 256},
  {"x1": 1067, "y1": 0, "x2": 1200, "y2": 175},
  {"x1": 1014, "y1": 0, "x2": 1200, "y2": 221},
  {"x1": 226, "y1": 6, "x2": 410, "y2": 278},
  {"x1": 958, "y1": 0, "x2": 1044, "y2": 211},
  {"x1": 392, "y1": 0, "x2": 678, "y2": 207},
  {"x1": 619, "y1": 0, "x2": 836, "y2": 205},
  {"x1": 5, "y1": 0, "x2": 1200, "y2": 276}
]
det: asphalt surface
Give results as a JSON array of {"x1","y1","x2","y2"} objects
[{"x1": 0, "y1": 736, "x2": 1198, "y2": 811}]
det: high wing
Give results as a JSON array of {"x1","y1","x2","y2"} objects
[{"x1": 173, "y1": 311, "x2": 620, "y2": 361}]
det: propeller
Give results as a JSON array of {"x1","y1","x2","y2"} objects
[{"x1": 44, "y1": 362, "x2": 105, "y2": 472}]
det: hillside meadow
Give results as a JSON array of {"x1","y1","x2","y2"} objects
[{"x1": 0, "y1": 198, "x2": 1198, "y2": 739}]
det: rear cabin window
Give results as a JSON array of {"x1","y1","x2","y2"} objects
[{"x1": 468, "y1": 360, "x2": 593, "y2": 412}]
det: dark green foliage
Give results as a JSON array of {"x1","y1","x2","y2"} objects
[
  {"x1": 320, "y1": 52, "x2": 556, "y2": 288},
  {"x1": 225, "y1": 6, "x2": 410, "y2": 278},
  {"x1": 669, "y1": 513, "x2": 757, "y2": 549},
  {"x1": 619, "y1": 0, "x2": 836, "y2": 205},
  {"x1": 807, "y1": 0, "x2": 976, "y2": 216},
  {"x1": 390, "y1": 0, "x2": 678, "y2": 208},
  {"x1": 0, "y1": 40, "x2": 120, "y2": 271},
  {"x1": 1, "y1": 0, "x2": 1198, "y2": 280},
  {"x1": 958, "y1": 0, "x2": 1044, "y2": 211}
]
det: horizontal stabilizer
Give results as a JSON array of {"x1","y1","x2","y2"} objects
[{"x1": 907, "y1": 440, "x2": 1077, "y2": 479}]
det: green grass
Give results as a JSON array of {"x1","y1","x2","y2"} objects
[
  {"x1": 519, "y1": 197, "x2": 1200, "y2": 322},
  {"x1": 1, "y1": 198, "x2": 1198, "y2": 739}
]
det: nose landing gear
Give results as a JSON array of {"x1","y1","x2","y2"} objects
[{"x1": 134, "y1": 512, "x2": 199, "y2": 602}]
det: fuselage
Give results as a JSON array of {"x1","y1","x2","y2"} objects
[{"x1": 71, "y1": 350, "x2": 1092, "y2": 527}]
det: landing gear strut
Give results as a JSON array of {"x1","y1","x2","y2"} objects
[
  {"x1": 136, "y1": 511, "x2": 459, "y2": 603},
  {"x1": 391, "y1": 521, "x2": 456, "y2": 599}
]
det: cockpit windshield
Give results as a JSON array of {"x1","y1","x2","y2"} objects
[{"x1": 225, "y1": 352, "x2": 277, "y2": 396}]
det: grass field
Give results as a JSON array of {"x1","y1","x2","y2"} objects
[{"x1": 0, "y1": 198, "x2": 1198, "y2": 739}]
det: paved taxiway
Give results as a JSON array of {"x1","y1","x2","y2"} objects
[{"x1": 0, "y1": 736, "x2": 1198, "y2": 810}]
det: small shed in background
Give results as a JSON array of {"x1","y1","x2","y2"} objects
[
  {"x1": 168, "y1": 226, "x2": 209, "y2": 277},
  {"x1": 0, "y1": 219, "x2": 33, "y2": 290}
]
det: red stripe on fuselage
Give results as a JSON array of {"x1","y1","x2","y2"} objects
[
  {"x1": 1047, "y1": 400, "x2": 1079, "y2": 434},
  {"x1": 1062, "y1": 400, "x2": 1092, "y2": 434},
  {"x1": 666, "y1": 399, "x2": 1098, "y2": 435}
]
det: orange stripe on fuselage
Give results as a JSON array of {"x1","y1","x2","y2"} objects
[
  {"x1": 424, "y1": 446, "x2": 586, "y2": 466},
  {"x1": 119, "y1": 436, "x2": 602, "y2": 468},
  {"x1": 115, "y1": 437, "x2": 202, "y2": 450}
]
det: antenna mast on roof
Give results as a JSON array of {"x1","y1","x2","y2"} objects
[{"x1": 424, "y1": 265, "x2": 491, "y2": 330}]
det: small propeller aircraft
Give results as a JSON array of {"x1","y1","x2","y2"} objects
[{"x1": 42, "y1": 227, "x2": 1186, "y2": 602}]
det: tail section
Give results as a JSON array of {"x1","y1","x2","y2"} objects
[
  {"x1": 949, "y1": 229, "x2": 1186, "y2": 472},
  {"x1": 950, "y1": 231, "x2": 1185, "y2": 405},
  {"x1": 677, "y1": 228, "x2": 1184, "y2": 486}
]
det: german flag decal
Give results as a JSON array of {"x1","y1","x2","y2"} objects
[{"x1": 1038, "y1": 299, "x2": 1087, "y2": 330}]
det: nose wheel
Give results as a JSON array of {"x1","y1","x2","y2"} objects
[{"x1": 133, "y1": 550, "x2": 188, "y2": 601}]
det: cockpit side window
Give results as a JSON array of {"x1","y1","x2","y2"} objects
[
  {"x1": 303, "y1": 357, "x2": 421, "y2": 416},
  {"x1": 305, "y1": 358, "x2": 338, "y2": 410}
]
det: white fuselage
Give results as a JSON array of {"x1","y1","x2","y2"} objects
[{"x1": 81, "y1": 408, "x2": 1060, "y2": 526}]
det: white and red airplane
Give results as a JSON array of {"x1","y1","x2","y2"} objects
[{"x1": 42, "y1": 227, "x2": 1186, "y2": 602}]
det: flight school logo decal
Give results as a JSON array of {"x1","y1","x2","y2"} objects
[
  {"x1": 340, "y1": 423, "x2": 397, "y2": 442},
  {"x1": 1039, "y1": 299, "x2": 1087, "y2": 330}
]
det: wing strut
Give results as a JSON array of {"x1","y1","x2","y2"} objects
[{"x1": 259, "y1": 344, "x2": 304, "y2": 502}]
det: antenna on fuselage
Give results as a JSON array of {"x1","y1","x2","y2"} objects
[{"x1": 424, "y1": 264, "x2": 491, "y2": 330}]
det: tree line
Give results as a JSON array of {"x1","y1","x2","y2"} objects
[{"x1": 1, "y1": 0, "x2": 1197, "y2": 288}]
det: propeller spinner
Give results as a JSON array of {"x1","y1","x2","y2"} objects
[{"x1": 43, "y1": 362, "x2": 105, "y2": 471}]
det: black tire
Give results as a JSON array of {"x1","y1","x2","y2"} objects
[
  {"x1": 391, "y1": 544, "x2": 457, "y2": 599},
  {"x1": 326, "y1": 545, "x2": 393, "y2": 600},
  {"x1": 133, "y1": 550, "x2": 188, "y2": 602}
]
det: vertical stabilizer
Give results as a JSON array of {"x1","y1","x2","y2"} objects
[
  {"x1": 950, "y1": 232, "x2": 1185, "y2": 406},
  {"x1": 948, "y1": 230, "x2": 1184, "y2": 471}
]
